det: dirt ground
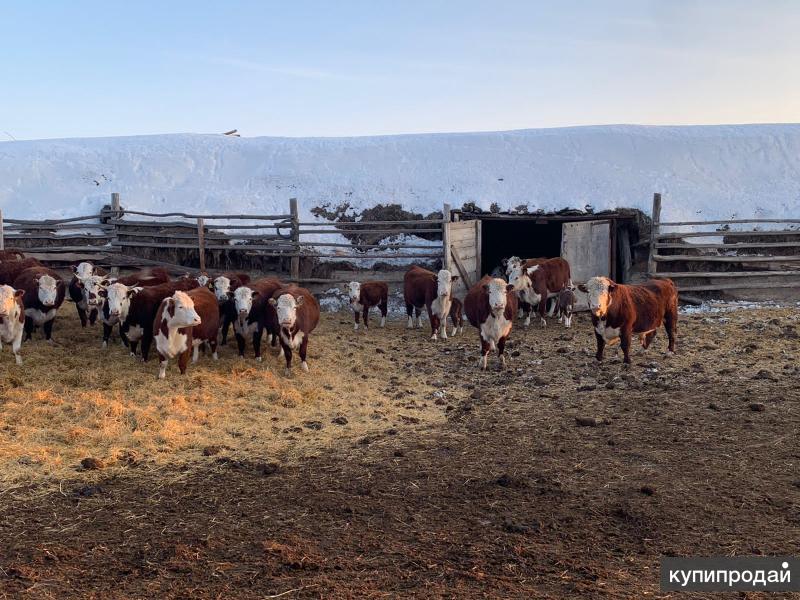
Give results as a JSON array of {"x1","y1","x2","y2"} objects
[{"x1": 1, "y1": 301, "x2": 799, "y2": 598}]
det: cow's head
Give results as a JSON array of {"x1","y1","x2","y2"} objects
[
  {"x1": 213, "y1": 276, "x2": 235, "y2": 303},
  {"x1": 347, "y1": 281, "x2": 361, "y2": 304},
  {"x1": 502, "y1": 256, "x2": 522, "y2": 277},
  {"x1": 196, "y1": 272, "x2": 210, "y2": 288},
  {"x1": 100, "y1": 283, "x2": 141, "y2": 324},
  {"x1": 508, "y1": 263, "x2": 538, "y2": 292},
  {"x1": 579, "y1": 277, "x2": 616, "y2": 318},
  {"x1": 71, "y1": 262, "x2": 95, "y2": 280},
  {"x1": 34, "y1": 274, "x2": 60, "y2": 307},
  {"x1": 232, "y1": 285, "x2": 259, "y2": 326},
  {"x1": 436, "y1": 269, "x2": 458, "y2": 298},
  {"x1": 0, "y1": 285, "x2": 24, "y2": 319},
  {"x1": 269, "y1": 293, "x2": 304, "y2": 329},
  {"x1": 483, "y1": 278, "x2": 515, "y2": 316},
  {"x1": 162, "y1": 291, "x2": 201, "y2": 328},
  {"x1": 81, "y1": 275, "x2": 110, "y2": 309}
]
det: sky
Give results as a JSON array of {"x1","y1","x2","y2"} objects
[{"x1": 1, "y1": 0, "x2": 800, "y2": 141}]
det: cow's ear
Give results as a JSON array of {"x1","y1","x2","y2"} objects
[
  {"x1": 526, "y1": 265, "x2": 538, "y2": 276},
  {"x1": 501, "y1": 258, "x2": 508, "y2": 267},
  {"x1": 608, "y1": 282, "x2": 617, "y2": 291},
  {"x1": 506, "y1": 284, "x2": 515, "y2": 292},
  {"x1": 71, "y1": 265, "x2": 78, "y2": 273},
  {"x1": 226, "y1": 291, "x2": 234, "y2": 299},
  {"x1": 451, "y1": 275, "x2": 459, "y2": 283},
  {"x1": 577, "y1": 284, "x2": 588, "y2": 293},
  {"x1": 251, "y1": 291, "x2": 260, "y2": 298},
  {"x1": 14, "y1": 289, "x2": 24, "y2": 298},
  {"x1": 100, "y1": 279, "x2": 111, "y2": 287},
  {"x1": 268, "y1": 298, "x2": 278, "y2": 306},
  {"x1": 127, "y1": 286, "x2": 143, "y2": 298},
  {"x1": 482, "y1": 283, "x2": 489, "y2": 292},
  {"x1": 75, "y1": 279, "x2": 84, "y2": 289},
  {"x1": 33, "y1": 277, "x2": 40, "y2": 285},
  {"x1": 295, "y1": 296, "x2": 305, "y2": 307},
  {"x1": 98, "y1": 289, "x2": 108, "y2": 298}
]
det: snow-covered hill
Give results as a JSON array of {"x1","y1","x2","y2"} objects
[{"x1": 2, "y1": 124, "x2": 799, "y2": 223}]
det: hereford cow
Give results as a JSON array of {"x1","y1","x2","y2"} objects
[
  {"x1": 555, "y1": 286, "x2": 577, "y2": 328},
  {"x1": 0, "y1": 284, "x2": 25, "y2": 364},
  {"x1": 0, "y1": 249, "x2": 26, "y2": 263},
  {"x1": 579, "y1": 276, "x2": 678, "y2": 364},
  {"x1": 98, "y1": 282, "x2": 139, "y2": 348},
  {"x1": 464, "y1": 276, "x2": 518, "y2": 370},
  {"x1": 68, "y1": 262, "x2": 99, "y2": 327},
  {"x1": 121, "y1": 278, "x2": 201, "y2": 361},
  {"x1": 347, "y1": 281, "x2": 388, "y2": 331},
  {"x1": 13, "y1": 267, "x2": 66, "y2": 341},
  {"x1": 71, "y1": 273, "x2": 112, "y2": 327},
  {"x1": 403, "y1": 266, "x2": 459, "y2": 340},
  {"x1": 501, "y1": 256, "x2": 547, "y2": 319},
  {"x1": 153, "y1": 291, "x2": 202, "y2": 379},
  {"x1": 449, "y1": 296, "x2": 464, "y2": 336},
  {"x1": 211, "y1": 272, "x2": 251, "y2": 345},
  {"x1": 231, "y1": 278, "x2": 283, "y2": 361},
  {"x1": 269, "y1": 285, "x2": 320, "y2": 375},
  {"x1": 0, "y1": 258, "x2": 43, "y2": 285},
  {"x1": 508, "y1": 257, "x2": 571, "y2": 327}
]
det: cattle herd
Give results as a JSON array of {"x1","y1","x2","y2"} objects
[{"x1": 0, "y1": 249, "x2": 679, "y2": 377}]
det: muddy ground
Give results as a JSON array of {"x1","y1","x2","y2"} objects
[{"x1": 1, "y1": 305, "x2": 799, "y2": 599}]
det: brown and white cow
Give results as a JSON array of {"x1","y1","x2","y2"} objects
[
  {"x1": 0, "y1": 257, "x2": 43, "y2": 285},
  {"x1": 508, "y1": 257, "x2": 571, "y2": 327},
  {"x1": 464, "y1": 276, "x2": 519, "y2": 370},
  {"x1": 231, "y1": 278, "x2": 283, "y2": 361},
  {"x1": 211, "y1": 272, "x2": 251, "y2": 345},
  {"x1": 579, "y1": 276, "x2": 678, "y2": 364},
  {"x1": 555, "y1": 286, "x2": 577, "y2": 328},
  {"x1": 13, "y1": 267, "x2": 66, "y2": 341},
  {"x1": 269, "y1": 285, "x2": 320, "y2": 375},
  {"x1": 0, "y1": 249, "x2": 26, "y2": 263},
  {"x1": 0, "y1": 284, "x2": 25, "y2": 364},
  {"x1": 449, "y1": 296, "x2": 464, "y2": 336},
  {"x1": 153, "y1": 290, "x2": 202, "y2": 379},
  {"x1": 347, "y1": 280, "x2": 388, "y2": 331},
  {"x1": 403, "y1": 266, "x2": 459, "y2": 340}
]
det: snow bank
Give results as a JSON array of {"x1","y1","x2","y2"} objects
[{"x1": 2, "y1": 124, "x2": 800, "y2": 223}]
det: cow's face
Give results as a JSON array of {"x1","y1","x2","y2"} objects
[
  {"x1": 508, "y1": 264, "x2": 537, "y2": 291},
  {"x1": 102, "y1": 283, "x2": 141, "y2": 323},
  {"x1": 582, "y1": 277, "x2": 616, "y2": 318},
  {"x1": 484, "y1": 278, "x2": 514, "y2": 315},
  {"x1": 82, "y1": 275, "x2": 109, "y2": 309},
  {"x1": 347, "y1": 281, "x2": 361, "y2": 304},
  {"x1": 196, "y1": 272, "x2": 210, "y2": 288},
  {"x1": 233, "y1": 286, "x2": 259, "y2": 325},
  {"x1": 214, "y1": 276, "x2": 234, "y2": 303},
  {"x1": 503, "y1": 256, "x2": 521, "y2": 277},
  {"x1": 35, "y1": 275, "x2": 59, "y2": 307},
  {"x1": 269, "y1": 293, "x2": 304, "y2": 328},
  {"x1": 0, "y1": 285, "x2": 23, "y2": 318},
  {"x1": 436, "y1": 269, "x2": 458, "y2": 298},
  {"x1": 72, "y1": 262, "x2": 94, "y2": 280},
  {"x1": 164, "y1": 291, "x2": 201, "y2": 328}
]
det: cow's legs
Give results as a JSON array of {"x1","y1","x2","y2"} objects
[
  {"x1": 178, "y1": 348, "x2": 191, "y2": 375},
  {"x1": 594, "y1": 332, "x2": 606, "y2": 362},
  {"x1": 641, "y1": 330, "x2": 658, "y2": 350},
  {"x1": 620, "y1": 328, "x2": 633, "y2": 364},
  {"x1": 497, "y1": 335, "x2": 508, "y2": 369},
  {"x1": 429, "y1": 308, "x2": 440, "y2": 341},
  {"x1": 299, "y1": 336, "x2": 310, "y2": 372},
  {"x1": 564, "y1": 312, "x2": 572, "y2": 328},
  {"x1": 23, "y1": 317, "x2": 34, "y2": 342},
  {"x1": 478, "y1": 337, "x2": 491, "y2": 370},
  {"x1": 253, "y1": 328, "x2": 263, "y2": 362},
  {"x1": 11, "y1": 329, "x2": 23, "y2": 365},
  {"x1": 415, "y1": 307, "x2": 423, "y2": 328},
  {"x1": 157, "y1": 352, "x2": 168, "y2": 379},
  {"x1": 353, "y1": 309, "x2": 360, "y2": 331},
  {"x1": 235, "y1": 332, "x2": 246, "y2": 358},
  {"x1": 221, "y1": 313, "x2": 233, "y2": 345},
  {"x1": 280, "y1": 339, "x2": 293, "y2": 375},
  {"x1": 379, "y1": 299, "x2": 387, "y2": 328},
  {"x1": 141, "y1": 330, "x2": 154, "y2": 362},
  {"x1": 362, "y1": 305, "x2": 370, "y2": 330},
  {"x1": 539, "y1": 296, "x2": 548, "y2": 327},
  {"x1": 76, "y1": 306, "x2": 88, "y2": 328},
  {"x1": 89, "y1": 308, "x2": 98, "y2": 326},
  {"x1": 405, "y1": 303, "x2": 414, "y2": 328},
  {"x1": 546, "y1": 297, "x2": 557, "y2": 317},
  {"x1": 664, "y1": 307, "x2": 677, "y2": 354},
  {"x1": 192, "y1": 343, "x2": 200, "y2": 363},
  {"x1": 43, "y1": 319, "x2": 55, "y2": 341},
  {"x1": 102, "y1": 323, "x2": 113, "y2": 348},
  {"x1": 209, "y1": 335, "x2": 219, "y2": 360}
]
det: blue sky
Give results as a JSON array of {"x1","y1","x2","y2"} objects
[{"x1": 2, "y1": 1, "x2": 799, "y2": 140}]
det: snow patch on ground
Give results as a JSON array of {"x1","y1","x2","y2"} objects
[{"x1": 680, "y1": 300, "x2": 800, "y2": 315}]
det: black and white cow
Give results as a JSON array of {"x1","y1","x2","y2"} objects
[{"x1": 98, "y1": 282, "x2": 141, "y2": 348}]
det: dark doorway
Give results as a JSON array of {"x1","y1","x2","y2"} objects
[{"x1": 480, "y1": 219, "x2": 563, "y2": 277}]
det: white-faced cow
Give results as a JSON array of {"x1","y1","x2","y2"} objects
[
  {"x1": 448, "y1": 296, "x2": 464, "y2": 336},
  {"x1": 579, "y1": 276, "x2": 678, "y2": 364},
  {"x1": 269, "y1": 285, "x2": 320, "y2": 376},
  {"x1": 98, "y1": 282, "x2": 141, "y2": 348},
  {"x1": 68, "y1": 262, "x2": 100, "y2": 327},
  {"x1": 508, "y1": 257, "x2": 571, "y2": 327},
  {"x1": 13, "y1": 267, "x2": 66, "y2": 341},
  {"x1": 231, "y1": 278, "x2": 283, "y2": 361},
  {"x1": 403, "y1": 266, "x2": 458, "y2": 340},
  {"x1": 0, "y1": 284, "x2": 25, "y2": 364},
  {"x1": 153, "y1": 290, "x2": 202, "y2": 379},
  {"x1": 464, "y1": 276, "x2": 518, "y2": 370},
  {"x1": 212, "y1": 272, "x2": 251, "y2": 345},
  {"x1": 347, "y1": 280, "x2": 388, "y2": 331}
]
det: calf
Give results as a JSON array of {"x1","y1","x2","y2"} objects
[
  {"x1": 122, "y1": 278, "x2": 200, "y2": 361},
  {"x1": 231, "y1": 278, "x2": 283, "y2": 361},
  {"x1": 211, "y1": 272, "x2": 252, "y2": 345},
  {"x1": 0, "y1": 257, "x2": 43, "y2": 285},
  {"x1": 449, "y1": 296, "x2": 464, "y2": 336},
  {"x1": 269, "y1": 285, "x2": 320, "y2": 375},
  {"x1": 403, "y1": 266, "x2": 459, "y2": 340},
  {"x1": 13, "y1": 267, "x2": 66, "y2": 341},
  {"x1": 508, "y1": 257, "x2": 571, "y2": 327},
  {"x1": 579, "y1": 276, "x2": 678, "y2": 364},
  {"x1": 464, "y1": 276, "x2": 518, "y2": 370},
  {"x1": 0, "y1": 284, "x2": 25, "y2": 364},
  {"x1": 347, "y1": 281, "x2": 388, "y2": 330},
  {"x1": 153, "y1": 291, "x2": 202, "y2": 379},
  {"x1": 555, "y1": 286, "x2": 577, "y2": 328}
]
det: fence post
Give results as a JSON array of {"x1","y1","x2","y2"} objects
[
  {"x1": 442, "y1": 203, "x2": 451, "y2": 272},
  {"x1": 197, "y1": 217, "x2": 206, "y2": 272},
  {"x1": 0, "y1": 209, "x2": 4, "y2": 250},
  {"x1": 647, "y1": 192, "x2": 662, "y2": 276},
  {"x1": 109, "y1": 193, "x2": 121, "y2": 275},
  {"x1": 289, "y1": 198, "x2": 300, "y2": 280}
]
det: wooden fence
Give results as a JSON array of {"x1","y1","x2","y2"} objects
[
  {"x1": 647, "y1": 193, "x2": 800, "y2": 292},
  {"x1": 0, "y1": 194, "x2": 447, "y2": 283}
]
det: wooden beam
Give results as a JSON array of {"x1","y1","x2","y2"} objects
[
  {"x1": 197, "y1": 217, "x2": 206, "y2": 271},
  {"x1": 660, "y1": 218, "x2": 800, "y2": 226},
  {"x1": 652, "y1": 270, "x2": 800, "y2": 278},
  {"x1": 656, "y1": 241, "x2": 800, "y2": 249},
  {"x1": 290, "y1": 198, "x2": 300, "y2": 281},
  {"x1": 0, "y1": 209, "x2": 4, "y2": 250},
  {"x1": 654, "y1": 255, "x2": 800, "y2": 263},
  {"x1": 442, "y1": 203, "x2": 451, "y2": 271},
  {"x1": 449, "y1": 245, "x2": 473, "y2": 288},
  {"x1": 647, "y1": 193, "x2": 661, "y2": 276},
  {"x1": 657, "y1": 230, "x2": 800, "y2": 239}
]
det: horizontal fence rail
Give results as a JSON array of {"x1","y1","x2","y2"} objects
[{"x1": 648, "y1": 193, "x2": 800, "y2": 293}]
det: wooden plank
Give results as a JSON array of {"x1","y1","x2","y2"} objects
[
  {"x1": 0, "y1": 209, "x2": 3, "y2": 250},
  {"x1": 475, "y1": 219, "x2": 482, "y2": 278},
  {"x1": 676, "y1": 281, "x2": 800, "y2": 292},
  {"x1": 656, "y1": 241, "x2": 800, "y2": 249},
  {"x1": 449, "y1": 245, "x2": 473, "y2": 288},
  {"x1": 647, "y1": 193, "x2": 661, "y2": 276},
  {"x1": 442, "y1": 204, "x2": 451, "y2": 272},
  {"x1": 111, "y1": 240, "x2": 296, "y2": 251},
  {"x1": 5, "y1": 223, "x2": 111, "y2": 231},
  {"x1": 115, "y1": 231, "x2": 285, "y2": 241},
  {"x1": 298, "y1": 228, "x2": 443, "y2": 235},
  {"x1": 654, "y1": 255, "x2": 800, "y2": 263},
  {"x1": 657, "y1": 230, "x2": 800, "y2": 239},
  {"x1": 113, "y1": 209, "x2": 291, "y2": 220},
  {"x1": 661, "y1": 218, "x2": 800, "y2": 226},
  {"x1": 302, "y1": 253, "x2": 443, "y2": 259},
  {"x1": 290, "y1": 198, "x2": 300, "y2": 281},
  {"x1": 619, "y1": 227, "x2": 631, "y2": 283},
  {"x1": 4, "y1": 214, "x2": 103, "y2": 225},
  {"x1": 13, "y1": 246, "x2": 111, "y2": 253},
  {"x1": 299, "y1": 242, "x2": 441, "y2": 249},
  {"x1": 652, "y1": 270, "x2": 800, "y2": 278},
  {"x1": 297, "y1": 219, "x2": 443, "y2": 227},
  {"x1": 197, "y1": 217, "x2": 206, "y2": 271},
  {"x1": 111, "y1": 219, "x2": 292, "y2": 231}
]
